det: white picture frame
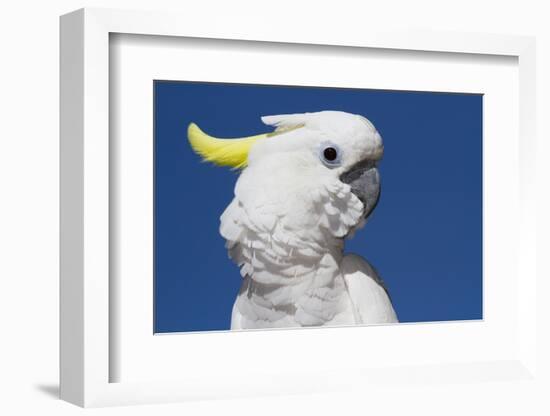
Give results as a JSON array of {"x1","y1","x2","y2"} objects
[{"x1": 60, "y1": 7, "x2": 538, "y2": 408}]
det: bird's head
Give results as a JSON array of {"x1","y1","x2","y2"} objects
[{"x1": 188, "y1": 111, "x2": 383, "y2": 240}]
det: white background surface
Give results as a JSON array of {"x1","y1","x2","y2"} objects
[{"x1": 1, "y1": 0, "x2": 548, "y2": 415}]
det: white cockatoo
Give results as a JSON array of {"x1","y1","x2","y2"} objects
[{"x1": 188, "y1": 111, "x2": 398, "y2": 329}]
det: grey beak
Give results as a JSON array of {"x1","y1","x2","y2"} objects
[{"x1": 340, "y1": 160, "x2": 381, "y2": 219}]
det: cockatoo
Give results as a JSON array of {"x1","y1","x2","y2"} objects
[{"x1": 187, "y1": 111, "x2": 398, "y2": 329}]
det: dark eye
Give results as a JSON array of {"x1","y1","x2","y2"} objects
[
  {"x1": 323, "y1": 147, "x2": 338, "y2": 161},
  {"x1": 319, "y1": 142, "x2": 342, "y2": 167}
]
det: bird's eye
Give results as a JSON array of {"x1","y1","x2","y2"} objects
[
  {"x1": 324, "y1": 147, "x2": 337, "y2": 161},
  {"x1": 319, "y1": 143, "x2": 342, "y2": 167}
]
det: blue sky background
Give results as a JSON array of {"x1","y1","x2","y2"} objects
[{"x1": 154, "y1": 81, "x2": 482, "y2": 333}]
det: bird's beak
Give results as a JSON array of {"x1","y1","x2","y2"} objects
[{"x1": 340, "y1": 160, "x2": 381, "y2": 219}]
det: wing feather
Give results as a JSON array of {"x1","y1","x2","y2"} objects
[{"x1": 342, "y1": 254, "x2": 398, "y2": 324}]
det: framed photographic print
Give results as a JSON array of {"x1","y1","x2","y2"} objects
[{"x1": 60, "y1": 7, "x2": 538, "y2": 408}]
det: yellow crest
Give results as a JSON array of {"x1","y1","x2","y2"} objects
[{"x1": 187, "y1": 123, "x2": 268, "y2": 169}]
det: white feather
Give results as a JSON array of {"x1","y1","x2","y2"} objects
[
  {"x1": 218, "y1": 111, "x2": 396, "y2": 329},
  {"x1": 341, "y1": 254, "x2": 398, "y2": 324}
]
